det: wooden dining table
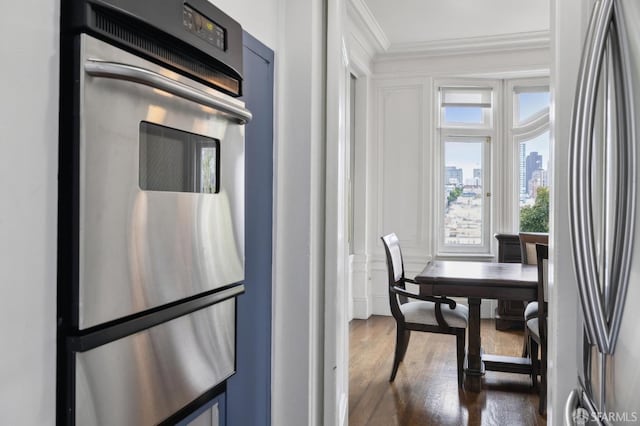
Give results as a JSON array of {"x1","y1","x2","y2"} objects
[{"x1": 415, "y1": 260, "x2": 538, "y2": 392}]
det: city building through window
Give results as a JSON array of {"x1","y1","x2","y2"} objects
[
  {"x1": 513, "y1": 86, "x2": 550, "y2": 232},
  {"x1": 438, "y1": 85, "x2": 494, "y2": 254}
]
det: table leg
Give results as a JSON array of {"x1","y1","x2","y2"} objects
[{"x1": 465, "y1": 297, "x2": 483, "y2": 392}]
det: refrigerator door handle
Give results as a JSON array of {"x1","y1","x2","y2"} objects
[
  {"x1": 565, "y1": 387, "x2": 609, "y2": 426},
  {"x1": 571, "y1": 0, "x2": 636, "y2": 355},
  {"x1": 569, "y1": 0, "x2": 614, "y2": 353},
  {"x1": 608, "y1": 0, "x2": 636, "y2": 354},
  {"x1": 564, "y1": 388, "x2": 581, "y2": 425}
]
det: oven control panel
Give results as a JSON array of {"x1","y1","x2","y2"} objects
[{"x1": 183, "y1": 4, "x2": 226, "y2": 51}]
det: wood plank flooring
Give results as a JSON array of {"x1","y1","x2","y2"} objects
[{"x1": 349, "y1": 316, "x2": 546, "y2": 426}]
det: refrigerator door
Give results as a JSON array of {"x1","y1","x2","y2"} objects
[
  {"x1": 569, "y1": 0, "x2": 635, "y2": 357},
  {"x1": 601, "y1": 0, "x2": 640, "y2": 419},
  {"x1": 569, "y1": 0, "x2": 640, "y2": 422}
]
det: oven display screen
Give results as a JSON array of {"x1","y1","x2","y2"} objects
[
  {"x1": 183, "y1": 4, "x2": 226, "y2": 51},
  {"x1": 139, "y1": 122, "x2": 220, "y2": 194}
]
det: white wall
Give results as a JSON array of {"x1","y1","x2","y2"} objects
[
  {"x1": 0, "y1": 1, "x2": 59, "y2": 424},
  {"x1": 209, "y1": 1, "x2": 330, "y2": 424},
  {"x1": 324, "y1": 0, "x2": 349, "y2": 423},
  {"x1": 271, "y1": 0, "x2": 327, "y2": 425},
  {"x1": 548, "y1": 0, "x2": 587, "y2": 422},
  {"x1": 366, "y1": 75, "x2": 432, "y2": 315},
  {"x1": 209, "y1": 0, "x2": 280, "y2": 49},
  {"x1": 213, "y1": 1, "x2": 329, "y2": 425},
  {"x1": 348, "y1": 71, "x2": 373, "y2": 319},
  {"x1": 345, "y1": 0, "x2": 379, "y2": 321}
]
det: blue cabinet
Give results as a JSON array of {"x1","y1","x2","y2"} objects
[
  {"x1": 177, "y1": 393, "x2": 226, "y2": 426},
  {"x1": 225, "y1": 31, "x2": 275, "y2": 426}
]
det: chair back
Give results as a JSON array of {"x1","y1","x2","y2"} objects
[
  {"x1": 381, "y1": 233, "x2": 408, "y2": 319},
  {"x1": 536, "y1": 243, "x2": 549, "y2": 339},
  {"x1": 519, "y1": 232, "x2": 548, "y2": 265}
]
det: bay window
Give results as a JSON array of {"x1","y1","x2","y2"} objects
[{"x1": 434, "y1": 78, "x2": 550, "y2": 257}]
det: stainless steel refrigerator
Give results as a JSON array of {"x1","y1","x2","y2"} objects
[{"x1": 566, "y1": 0, "x2": 640, "y2": 424}]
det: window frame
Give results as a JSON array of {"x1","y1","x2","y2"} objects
[
  {"x1": 506, "y1": 78, "x2": 551, "y2": 232},
  {"x1": 438, "y1": 133, "x2": 492, "y2": 254},
  {"x1": 439, "y1": 86, "x2": 493, "y2": 129},
  {"x1": 434, "y1": 80, "x2": 498, "y2": 257},
  {"x1": 513, "y1": 85, "x2": 551, "y2": 127}
]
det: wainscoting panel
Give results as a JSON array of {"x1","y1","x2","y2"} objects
[{"x1": 377, "y1": 83, "x2": 428, "y2": 250}]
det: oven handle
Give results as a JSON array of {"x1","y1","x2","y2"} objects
[{"x1": 85, "y1": 59, "x2": 252, "y2": 124}]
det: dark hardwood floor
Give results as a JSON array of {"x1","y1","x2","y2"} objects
[{"x1": 349, "y1": 315, "x2": 546, "y2": 426}]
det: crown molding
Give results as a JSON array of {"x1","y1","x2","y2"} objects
[
  {"x1": 346, "y1": 0, "x2": 390, "y2": 57},
  {"x1": 377, "y1": 30, "x2": 550, "y2": 62}
]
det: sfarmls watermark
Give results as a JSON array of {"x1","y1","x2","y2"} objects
[{"x1": 573, "y1": 407, "x2": 639, "y2": 425}]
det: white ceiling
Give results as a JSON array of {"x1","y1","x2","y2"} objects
[{"x1": 362, "y1": 0, "x2": 550, "y2": 46}]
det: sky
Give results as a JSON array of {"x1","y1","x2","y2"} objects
[
  {"x1": 445, "y1": 140, "x2": 483, "y2": 185},
  {"x1": 444, "y1": 90, "x2": 550, "y2": 184}
]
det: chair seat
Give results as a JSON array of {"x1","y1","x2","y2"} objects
[
  {"x1": 526, "y1": 317, "x2": 539, "y2": 338},
  {"x1": 524, "y1": 301, "x2": 538, "y2": 322},
  {"x1": 401, "y1": 301, "x2": 469, "y2": 328}
]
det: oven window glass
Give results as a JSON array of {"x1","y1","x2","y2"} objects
[{"x1": 139, "y1": 121, "x2": 219, "y2": 193}]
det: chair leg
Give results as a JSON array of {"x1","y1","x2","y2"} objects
[
  {"x1": 390, "y1": 324, "x2": 407, "y2": 382},
  {"x1": 522, "y1": 327, "x2": 529, "y2": 357},
  {"x1": 456, "y1": 330, "x2": 466, "y2": 388},
  {"x1": 530, "y1": 339, "x2": 539, "y2": 389},
  {"x1": 539, "y1": 344, "x2": 547, "y2": 415},
  {"x1": 399, "y1": 330, "x2": 411, "y2": 363}
]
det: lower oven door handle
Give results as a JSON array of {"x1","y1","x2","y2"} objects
[{"x1": 84, "y1": 59, "x2": 252, "y2": 124}]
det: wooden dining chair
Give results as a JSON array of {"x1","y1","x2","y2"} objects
[
  {"x1": 527, "y1": 243, "x2": 548, "y2": 415},
  {"x1": 519, "y1": 232, "x2": 548, "y2": 357},
  {"x1": 381, "y1": 233, "x2": 469, "y2": 386},
  {"x1": 519, "y1": 232, "x2": 549, "y2": 265}
]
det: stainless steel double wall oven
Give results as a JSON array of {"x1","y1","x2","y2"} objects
[{"x1": 58, "y1": 1, "x2": 250, "y2": 424}]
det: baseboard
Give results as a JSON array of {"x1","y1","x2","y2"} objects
[
  {"x1": 372, "y1": 295, "x2": 390, "y2": 315},
  {"x1": 481, "y1": 300, "x2": 497, "y2": 319},
  {"x1": 352, "y1": 297, "x2": 371, "y2": 319}
]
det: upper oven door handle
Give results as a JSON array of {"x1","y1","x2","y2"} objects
[{"x1": 84, "y1": 59, "x2": 252, "y2": 124}]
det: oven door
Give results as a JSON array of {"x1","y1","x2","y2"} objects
[{"x1": 76, "y1": 34, "x2": 248, "y2": 329}]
